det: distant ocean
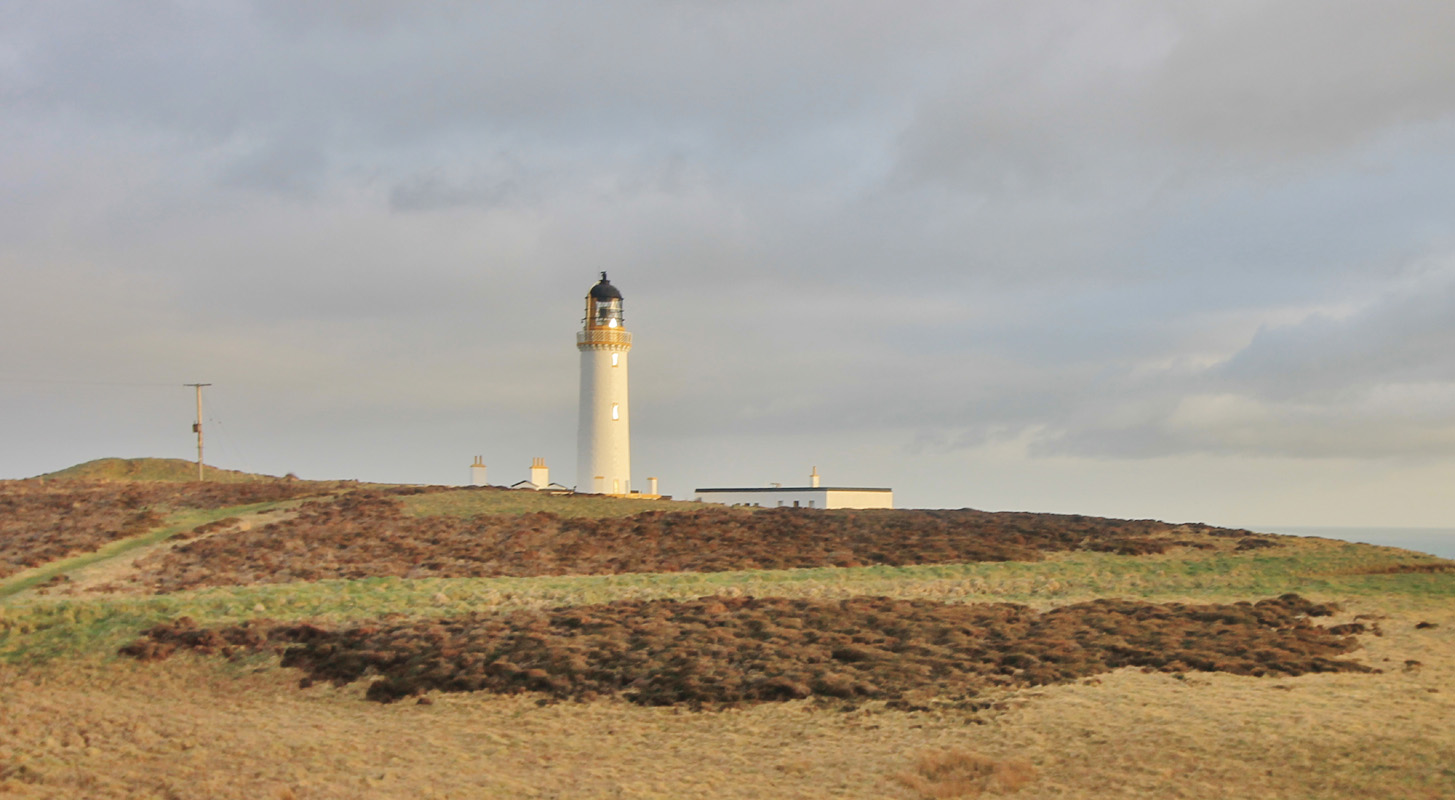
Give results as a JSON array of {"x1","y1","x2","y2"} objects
[{"x1": 1256, "y1": 527, "x2": 1455, "y2": 560}]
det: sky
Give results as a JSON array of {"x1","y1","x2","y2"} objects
[{"x1": 3, "y1": 1, "x2": 1454, "y2": 529}]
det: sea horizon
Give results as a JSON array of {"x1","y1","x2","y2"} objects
[{"x1": 1256, "y1": 526, "x2": 1455, "y2": 560}]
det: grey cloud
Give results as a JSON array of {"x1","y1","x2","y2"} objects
[
  {"x1": 890, "y1": 0, "x2": 1455, "y2": 200},
  {"x1": 389, "y1": 174, "x2": 520, "y2": 212},
  {"x1": 659, "y1": 257, "x2": 1455, "y2": 462},
  {"x1": 4, "y1": 1, "x2": 1455, "y2": 522},
  {"x1": 15, "y1": 2, "x2": 1455, "y2": 176},
  {"x1": 1145, "y1": 2, "x2": 1455, "y2": 160},
  {"x1": 1024, "y1": 265, "x2": 1455, "y2": 459},
  {"x1": 220, "y1": 138, "x2": 328, "y2": 196},
  {"x1": 9, "y1": 2, "x2": 913, "y2": 154},
  {"x1": 615, "y1": 232, "x2": 1455, "y2": 465},
  {"x1": 1218, "y1": 271, "x2": 1455, "y2": 398}
]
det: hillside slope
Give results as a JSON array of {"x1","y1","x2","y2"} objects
[
  {"x1": 34, "y1": 457, "x2": 284, "y2": 483},
  {"x1": 2, "y1": 481, "x2": 1453, "y2": 799}
]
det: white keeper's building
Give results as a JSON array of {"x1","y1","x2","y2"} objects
[{"x1": 695, "y1": 468, "x2": 893, "y2": 509}]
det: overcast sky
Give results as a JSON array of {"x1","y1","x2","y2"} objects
[{"x1": 3, "y1": 1, "x2": 1454, "y2": 528}]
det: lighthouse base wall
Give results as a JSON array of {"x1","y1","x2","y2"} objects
[{"x1": 576, "y1": 346, "x2": 631, "y2": 494}]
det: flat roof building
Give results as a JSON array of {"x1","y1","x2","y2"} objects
[{"x1": 694, "y1": 468, "x2": 892, "y2": 509}]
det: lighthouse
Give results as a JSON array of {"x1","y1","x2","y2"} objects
[{"x1": 576, "y1": 273, "x2": 631, "y2": 494}]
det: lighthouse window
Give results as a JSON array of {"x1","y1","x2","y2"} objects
[
  {"x1": 611, "y1": 353, "x2": 619, "y2": 367},
  {"x1": 594, "y1": 299, "x2": 623, "y2": 328},
  {"x1": 611, "y1": 403, "x2": 620, "y2": 420}
]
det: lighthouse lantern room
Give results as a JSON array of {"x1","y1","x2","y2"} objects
[{"x1": 576, "y1": 273, "x2": 632, "y2": 494}]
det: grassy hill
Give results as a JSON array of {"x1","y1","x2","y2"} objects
[
  {"x1": 0, "y1": 479, "x2": 1451, "y2": 798},
  {"x1": 33, "y1": 457, "x2": 287, "y2": 483}
]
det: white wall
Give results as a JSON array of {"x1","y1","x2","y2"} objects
[
  {"x1": 693, "y1": 488, "x2": 892, "y2": 509},
  {"x1": 577, "y1": 344, "x2": 631, "y2": 493},
  {"x1": 822, "y1": 490, "x2": 894, "y2": 509}
]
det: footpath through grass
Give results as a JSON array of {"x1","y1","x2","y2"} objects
[
  {"x1": 2, "y1": 535, "x2": 1450, "y2": 665},
  {"x1": 0, "y1": 499, "x2": 308, "y2": 602}
]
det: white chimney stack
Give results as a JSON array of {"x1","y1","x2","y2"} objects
[
  {"x1": 470, "y1": 456, "x2": 488, "y2": 486},
  {"x1": 530, "y1": 457, "x2": 549, "y2": 489},
  {"x1": 810, "y1": 466, "x2": 820, "y2": 488},
  {"x1": 647, "y1": 476, "x2": 659, "y2": 495}
]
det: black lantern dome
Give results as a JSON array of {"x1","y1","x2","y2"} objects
[
  {"x1": 589, "y1": 272, "x2": 623, "y2": 301},
  {"x1": 585, "y1": 272, "x2": 625, "y2": 330}
]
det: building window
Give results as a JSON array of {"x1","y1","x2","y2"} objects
[
  {"x1": 611, "y1": 403, "x2": 620, "y2": 420},
  {"x1": 777, "y1": 501, "x2": 783, "y2": 507},
  {"x1": 808, "y1": 500, "x2": 815, "y2": 508},
  {"x1": 793, "y1": 500, "x2": 800, "y2": 508},
  {"x1": 611, "y1": 353, "x2": 619, "y2": 367}
]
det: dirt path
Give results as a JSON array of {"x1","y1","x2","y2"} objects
[{"x1": 44, "y1": 505, "x2": 301, "y2": 598}]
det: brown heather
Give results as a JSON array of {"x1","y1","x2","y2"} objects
[
  {"x1": 120, "y1": 593, "x2": 1370, "y2": 707},
  {"x1": 3, "y1": 479, "x2": 1453, "y2": 799},
  {"x1": 0, "y1": 480, "x2": 333, "y2": 579},
  {"x1": 125, "y1": 490, "x2": 1270, "y2": 592}
]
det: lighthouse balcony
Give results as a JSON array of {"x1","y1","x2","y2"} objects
[{"x1": 577, "y1": 329, "x2": 632, "y2": 348}]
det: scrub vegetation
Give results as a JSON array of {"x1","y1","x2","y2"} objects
[
  {"x1": 401, "y1": 485, "x2": 699, "y2": 519},
  {"x1": 0, "y1": 477, "x2": 336, "y2": 581},
  {"x1": 111, "y1": 490, "x2": 1281, "y2": 594},
  {"x1": 1, "y1": 468, "x2": 1453, "y2": 799},
  {"x1": 120, "y1": 594, "x2": 1371, "y2": 708},
  {"x1": 34, "y1": 457, "x2": 298, "y2": 484}
]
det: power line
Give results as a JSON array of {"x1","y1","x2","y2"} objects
[
  {"x1": 3, "y1": 376, "x2": 270, "y2": 476},
  {"x1": 204, "y1": 387, "x2": 256, "y2": 475}
]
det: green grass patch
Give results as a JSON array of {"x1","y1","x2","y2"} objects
[
  {"x1": 2, "y1": 538, "x2": 1450, "y2": 665},
  {"x1": 401, "y1": 486, "x2": 701, "y2": 519}
]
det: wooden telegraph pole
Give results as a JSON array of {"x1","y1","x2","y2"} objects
[{"x1": 185, "y1": 383, "x2": 211, "y2": 481}]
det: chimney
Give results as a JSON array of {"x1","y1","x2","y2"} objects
[
  {"x1": 470, "y1": 456, "x2": 488, "y2": 486},
  {"x1": 810, "y1": 466, "x2": 820, "y2": 488},
  {"x1": 530, "y1": 457, "x2": 549, "y2": 489},
  {"x1": 647, "y1": 476, "x2": 658, "y2": 495}
]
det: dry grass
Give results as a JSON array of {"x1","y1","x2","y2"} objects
[
  {"x1": 51, "y1": 507, "x2": 295, "y2": 596},
  {"x1": 35, "y1": 457, "x2": 299, "y2": 483},
  {"x1": 1, "y1": 599, "x2": 1451, "y2": 799},
  {"x1": 401, "y1": 485, "x2": 701, "y2": 519},
  {"x1": 2, "y1": 479, "x2": 1453, "y2": 799},
  {"x1": 895, "y1": 749, "x2": 1036, "y2": 797},
  {"x1": 3, "y1": 534, "x2": 1451, "y2": 669}
]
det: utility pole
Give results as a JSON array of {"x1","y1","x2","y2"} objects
[{"x1": 185, "y1": 383, "x2": 211, "y2": 481}]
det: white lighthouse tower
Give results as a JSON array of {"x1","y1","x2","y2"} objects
[{"x1": 576, "y1": 273, "x2": 632, "y2": 494}]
